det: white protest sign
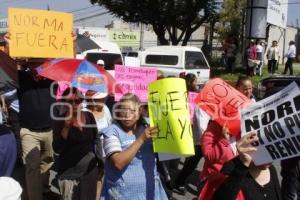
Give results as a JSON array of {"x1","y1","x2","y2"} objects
[
  {"x1": 241, "y1": 82, "x2": 300, "y2": 165},
  {"x1": 124, "y1": 56, "x2": 140, "y2": 67}
]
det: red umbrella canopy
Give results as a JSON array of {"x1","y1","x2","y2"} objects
[{"x1": 37, "y1": 58, "x2": 118, "y2": 94}]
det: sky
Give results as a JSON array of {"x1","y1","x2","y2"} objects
[
  {"x1": 0, "y1": 0, "x2": 114, "y2": 27},
  {"x1": 0, "y1": 0, "x2": 300, "y2": 27}
]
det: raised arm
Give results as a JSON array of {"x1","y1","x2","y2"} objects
[
  {"x1": 104, "y1": 127, "x2": 158, "y2": 171},
  {"x1": 213, "y1": 132, "x2": 258, "y2": 200}
]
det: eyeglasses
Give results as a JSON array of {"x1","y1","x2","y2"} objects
[{"x1": 119, "y1": 108, "x2": 137, "y2": 114}]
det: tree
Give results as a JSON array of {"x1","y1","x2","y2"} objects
[
  {"x1": 218, "y1": 0, "x2": 247, "y2": 51},
  {"x1": 90, "y1": 0, "x2": 217, "y2": 46}
]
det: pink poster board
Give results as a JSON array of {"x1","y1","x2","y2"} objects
[{"x1": 114, "y1": 65, "x2": 157, "y2": 102}]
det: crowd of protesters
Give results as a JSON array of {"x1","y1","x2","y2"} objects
[{"x1": 1, "y1": 31, "x2": 300, "y2": 200}]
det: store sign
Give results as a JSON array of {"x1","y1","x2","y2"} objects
[
  {"x1": 267, "y1": 0, "x2": 288, "y2": 28},
  {"x1": 77, "y1": 27, "x2": 109, "y2": 43},
  {"x1": 109, "y1": 31, "x2": 140, "y2": 47},
  {"x1": 0, "y1": 18, "x2": 8, "y2": 33}
]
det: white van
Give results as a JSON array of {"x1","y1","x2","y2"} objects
[
  {"x1": 140, "y1": 46, "x2": 210, "y2": 85},
  {"x1": 77, "y1": 42, "x2": 124, "y2": 77}
]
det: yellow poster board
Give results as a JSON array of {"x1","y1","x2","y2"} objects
[
  {"x1": 148, "y1": 78, "x2": 195, "y2": 155},
  {"x1": 8, "y1": 8, "x2": 73, "y2": 58}
]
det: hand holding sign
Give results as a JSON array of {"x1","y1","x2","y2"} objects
[
  {"x1": 241, "y1": 82, "x2": 300, "y2": 165},
  {"x1": 4, "y1": 32, "x2": 10, "y2": 44},
  {"x1": 140, "y1": 126, "x2": 159, "y2": 142},
  {"x1": 237, "y1": 132, "x2": 258, "y2": 167}
]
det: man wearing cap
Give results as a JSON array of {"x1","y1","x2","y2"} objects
[{"x1": 97, "y1": 59, "x2": 105, "y2": 68}]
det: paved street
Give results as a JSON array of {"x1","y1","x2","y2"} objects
[{"x1": 12, "y1": 157, "x2": 282, "y2": 200}]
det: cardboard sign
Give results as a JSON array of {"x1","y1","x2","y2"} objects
[
  {"x1": 148, "y1": 78, "x2": 194, "y2": 155},
  {"x1": 8, "y1": 8, "x2": 73, "y2": 58},
  {"x1": 115, "y1": 65, "x2": 157, "y2": 102},
  {"x1": 241, "y1": 82, "x2": 300, "y2": 165},
  {"x1": 195, "y1": 78, "x2": 253, "y2": 136}
]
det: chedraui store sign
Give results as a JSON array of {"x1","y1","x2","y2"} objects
[{"x1": 109, "y1": 31, "x2": 140, "y2": 47}]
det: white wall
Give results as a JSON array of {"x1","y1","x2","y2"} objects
[{"x1": 266, "y1": 25, "x2": 298, "y2": 64}]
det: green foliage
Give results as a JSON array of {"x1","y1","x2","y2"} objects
[
  {"x1": 90, "y1": 0, "x2": 218, "y2": 45},
  {"x1": 217, "y1": 0, "x2": 246, "y2": 49}
]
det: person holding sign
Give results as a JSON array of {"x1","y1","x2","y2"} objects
[
  {"x1": 200, "y1": 121, "x2": 237, "y2": 186},
  {"x1": 212, "y1": 133, "x2": 281, "y2": 200},
  {"x1": 100, "y1": 93, "x2": 167, "y2": 200},
  {"x1": 174, "y1": 74, "x2": 210, "y2": 195}
]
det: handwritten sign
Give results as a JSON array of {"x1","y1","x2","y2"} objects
[
  {"x1": 241, "y1": 82, "x2": 300, "y2": 165},
  {"x1": 8, "y1": 8, "x2": 73, "y2": 58},
  {"x1": 115, "y1": 65, "x2": 157, "y2": 102},
  {"x1": 148, "y1": 78, "x2": 194, "y2": 155},
  {"x1": 195, "y1": 78, "x2": 253, "y2": 136}
]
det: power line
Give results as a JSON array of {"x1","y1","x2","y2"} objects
[
  {"x1": 75, "y1": 13, "x2": 113, "y2": 25},
  {"x1": 74, "y1": 7, "x2": 105, "y2": 17},
  {"x1": 74, "y1": 9, "x2": 106, "y2": 20},
  {"x1": 68, "y1": 5, "x2": 95, "y2": 13},
  {"x1": 74, "y1": 11, "x2": 110, "y2": 22}
]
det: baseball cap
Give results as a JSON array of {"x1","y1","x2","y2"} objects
[{"x1": 97, "y1": 59, "x2": 104, "y2": 65}]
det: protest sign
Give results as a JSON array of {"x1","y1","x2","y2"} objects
[
  {"x1": 8, "y1": 8, "x2": 73, "y2": 58},
  {"x1": 115, "y1": 65, "x2": 157, "y2": 102},
  {"x1": 124, "y1": 56, "x2": 140, "y2": 67},
  {"x1": 195, "y1": 78, "x2": 253, "y2": 136},
  {"x1": 148, "y1": 78, "x2": 194, "y2": 155},
  {"x1": 188, "y1": 92, "x2": 198, "y2": 123},
  {"x1": 241, "y1": 82, "x2": 300, "y2": 165}
]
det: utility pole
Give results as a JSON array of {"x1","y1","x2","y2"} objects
[
  {"x1": 139, "y1": 23, "x2": 144, "y2": 50},
  {"x1": 282, "y1": 28, "x2": 286, "y2": 64}
]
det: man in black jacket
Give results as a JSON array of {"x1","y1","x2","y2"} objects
[{"x1": 17, "y1": 59, "x2": 55, "y2": 200}]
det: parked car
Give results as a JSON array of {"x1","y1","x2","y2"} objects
[
  {"x1": 139, "y1": 46, "x2": 210, "y2": 85},
  {"x1": 257, "y1": 75, "x2": 300, "y2": 99},
  {"x1": 76, "y1": 42, "x2": 124, "y2": 77}
]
